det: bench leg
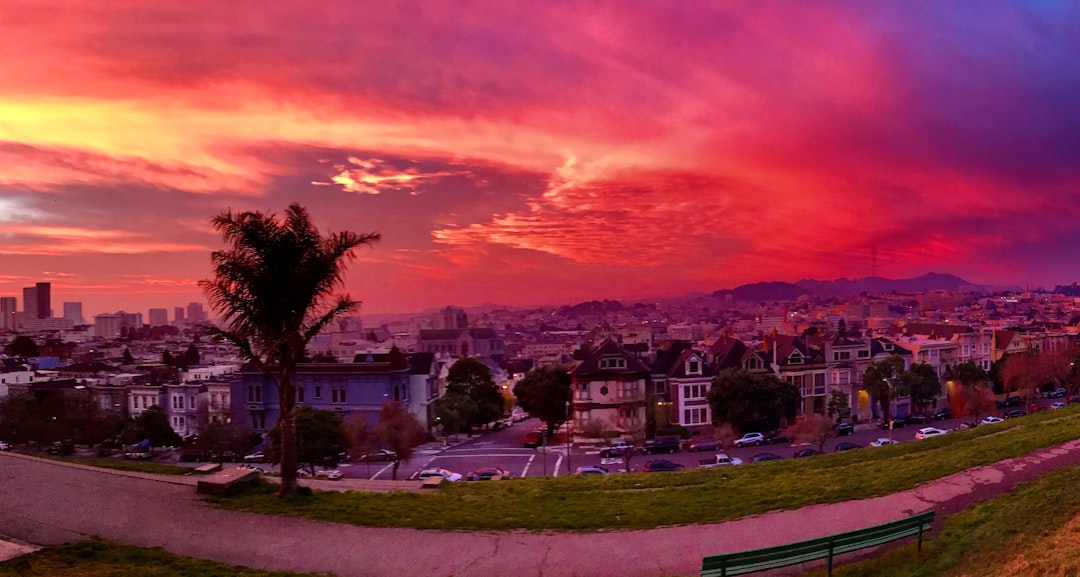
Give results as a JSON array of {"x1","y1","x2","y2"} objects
[
  {"x1": 918, "y1": 523, "x2": 924, "y2": 553},
  {"x1": 827, "y1": 537, "x2": 835, "y2": 577}
]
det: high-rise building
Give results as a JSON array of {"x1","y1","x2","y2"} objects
[
  {"x1": 63, "y1": 302, "x2": 85, "y2": 325},
  {"x1": 0, "y1": 297, "x2": 16, "y2": 331},
  {"x1": 174, "y1": 307, "x2": 186, "y2": 324},
  {"x1": 187, "y1": 302, "x2": 206, "y2": 323},
  {"x1": 94, "y1": 313, "x2": 125, "y2": 339},
  {"x1": 149, "y1": 308, "x2": 168, "y2": 326},
  {"x1": 22, "y1": 282, "x2": 51, "y2": 320}
]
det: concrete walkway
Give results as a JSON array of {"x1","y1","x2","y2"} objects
[{"x1": 3, "y1": 439, "x2": 1080, "y2": 577}]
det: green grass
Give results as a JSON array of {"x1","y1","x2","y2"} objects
[
  {"x1": 805, "y1": 459, "x2": 1080, "y2": 577},
  {"x1": 213, "y1": 406, "x2": 1080, "y2": 532},
  {"x1": 56, "y1": 457, "x2": 193, "y2": 476},
  {"x1": 0, "y1": 540, "x2": 328, "y2": 577}
]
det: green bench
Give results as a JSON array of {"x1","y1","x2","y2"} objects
[{"x1": 701, "y1": 509, "x2": 934, "y2": 577}]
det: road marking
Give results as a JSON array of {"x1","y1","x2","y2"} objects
[
  {"x1": 552, "y1": 455, "x2": 563, "y2": 476},
  {"x1": 417, "y1": 453, "x2": 535, "y2": 459},
  {"x1": 368, "y1": 463, "x2": 393, "y2": 480},
  {"x1": 520, "y1": 454, "x2": 535, "y2": 477}
]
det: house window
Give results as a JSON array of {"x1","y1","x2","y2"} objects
[
  {"x1": 834, "y1": 351, "x2": 851, "y2": 361},
  {"x1": 789, "y1": 353, "x2": 802, "y2": 364},
  {"x1": 683, "y1": 407, "x2": 708, "y2": 425},
  {"x1": 618, "y1": 408, "x2": 636, "y2": 420},
  {"x1": 857, "y1": 350, "x2": 870, "y2": 358},
  {"x1": 298, "y1": 386, "x2": 305, "y2": 403},
  {"x1": 339, "y1": 387, "x2": 347, "y2": 403},
  {"x1": 684, "y1": 384, "x2": 707, "y2": 400},
  {"x1": 599, "y1": 357, "x2": 627, "y2": 370},
  {"x1": 575, "y1": 409, "x2": 591, "y2": 421},
  {"x1": 315, "y1": 385, "x2": 322, "y2": 399},
  {"x1": 331, "y1": 388, "x2": 338, "y2": 403},
  {"x1": 654, "y1": 379, "x2": 667, "y2": 395},
  {"x1": 618, "y1": 381, "x2": 638, "y2": 399},
  {"x1": 574, "y1": 382, "x2": 591, "y2": 401},
  {"x1": 189, "y1": 396, "x2": 195, "y2": 410},
  {"x1": 687, "y1": 360, "x2": 700, "y2": 374}
]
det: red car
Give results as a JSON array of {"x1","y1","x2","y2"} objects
[{"x1": 523, "y1": 431, "x2": 543, "y2": 448}]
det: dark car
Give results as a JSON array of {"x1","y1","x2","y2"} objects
[
  {"x1": 643, "y1": 459, "x2": 685, "y2": 472},
  {"x1": 834, "y1": 442, "x2": 863, "y2": 452},
  {"x1": 764, "y1": 432, "x2": 789, "y2": 445},
  {"x1": 1003, "y1": 409, "x2": 1027, "y2": 419},
  {"x1": 793, "y1": 448, "x2": 823, "y2": 458},
  {"x1": 687, "y1": 439, "x2": 724, "y2": 452},
  {"x1": 750, "y1": 452, "x2": 783, "y2": 463},
  {"x1": 932, "y1": 407, "x2": 953, "y2": 421},
  {"x1": 360, "y1": 448, "x2": 398, "y2": 462},
  {"x1": 833, "y1": 423, "x2": 854, "y2": 436},
  {"x1": 642, "y1": 436, "x2": 681, "y2": 455},
  {"x1": 905, "y1": 414, "x2": 930, "y2": 425},
  {"x1": 998, "y1": 396, "x2": 1023, "y2": 408}
]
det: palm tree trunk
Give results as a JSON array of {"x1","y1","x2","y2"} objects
[{"x1": 278, "y1": 366, "x2": 299, "y2": 496}]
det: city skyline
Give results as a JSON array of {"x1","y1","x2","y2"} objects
[{"x1": 2, "y1": 3, "x2": 1079, "y2": 318}]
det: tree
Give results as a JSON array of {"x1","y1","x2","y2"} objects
[
  {"x1": 902, "y1": 363, "x2": 941, "y2": 411},
  {"x1": 199, "y1": 203, "x2": 379, "y2": 496},
  {"x1": 826, "y1": 389, "x2": 849, "y2": 421},
  {"x1": 269, "y1": 405, "x2": 346, "y2": 476},
  {"x1": 373, "y1": 401, "x2": 427, "y2": 480},
  {"x1": 999, "y1": 353, "x2": 1041, "y2": 408},
  {"x1": 162, "y1": 350, "x2": 176, "y2": 367},
  {"x1": 122, "y1": 347, "x2": 134, "y2": 365},
  {"x1": 707, "y1": 368, "x2": 800, "y2": 432},
  {"x1": 126, "y1": 406, "x2": 180, "y2": 447},
  {"x1": 513, "y1": 366, "x2": 572, "y2": 437},
  {"x1": 784, "y1": 414, "x2": 835, "y2": 452},
  {"x1": 182, "y1": 344, "x2": 201, "y2": 367},
  {"x1": 9, "y1": 335, "x2": 38, "y2": 357},
  {"x1": 445, "y1": 358, "x2": 504, "y2": 432},
  {"x1": 433, "y1": 391, "x2": 477, "y2": 439},
  {"x1": 863, "y1": 355, "x2": 907, "y2": 424}
]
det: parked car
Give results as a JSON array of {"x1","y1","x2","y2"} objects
[
  {"x1": 523, "y1": 431, "x2": 544, "y2": 448},
  {"x1": 316, "y1": 469, "x2": 343, "y2": 480},
  {"x1": 764, "y1": 431, "x2": 789, "y2": 445},
  {"x1": 750, "y1": 452, "x2": 783, "y2": 462},
  {"x1": 687, "y1": 438, "x2": 725, "y2": 452},
  {"x1": 981, "y1": 416, "x2": 1004, "y2": 425},
  {"x1": 238, "y1": 464, "x2": 266, "y2": 473},
  {"x1": 915, "y1": 427, "x2": 948, "y2": 440},
  {"x1": 834, "y1": 442, "x2": 863, "y2": 452},
  {"x1": 643, "y1": 459, "x2": 685, "y2": 472},
  {"x1": 792, "y1": 448, "x2": 823, "y2": 458},
  {"x1": 698, "y1": 453, "x2": 743, "y2": 468},
  {"x1": 1003, "y1": 409, "x2": 1027, "y2": 419},
  {"x1": 1048, "y1": 388, "x2": 1067, "y2": 398},
  {"x1": 296, "y1": 468, "x2": 312, "y2": 478},
  {"x1": 734, "y1": 432, "x2": 765, "y2": 447},
  {"x1": 642, "y1": 436, "x2": 681, "y2": 455},
  {"x1": 905, "y1": 414, "x2": 930, "y2": 425},
  {"x1": 879, "y1": 416, "x2": 907, "y2": 429},
  {"x1": 415, "y1": 468, "x2": 463, "y2": 482},
  {"x1": 575, "y1": 466, "x2": 610, "y2": 475},
  {"x1": 932, "y1": 407, "x2": 953, "y2": 421},
  {"x1": 360, "y1": 448, "x2": 398, "y2": 462},
  {"x1": 599, "y1": 438, "x2": 633, "y2": 458},
  {"x1": 242, "y1": 452, "x2": 266, "y2": 463},
  {"x1": 833, "y1": 423, "x2": 854, "y2": 436},
  {"x1": 0, "y1": 441, "x2": 10, "y2": 451},
  {"x1": 1051, "y1": 402, "x2": 1067, "y2": 410},
  {"x1": 870, "y1": 438, "x2": 897, "y2": 447},
  {"x1": 997, "y1": 396, "x2": 1024, "y2": 408},
  {"x1": 465, "y1": 467, "x2": 513, "y2": 481},
  {"x1": 510, "y1": 408, "x2": 529, "y2": 422}
]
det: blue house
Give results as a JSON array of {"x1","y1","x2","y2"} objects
[{"x1": 236, "y1": 347, "x2": 411, "y2": 432}]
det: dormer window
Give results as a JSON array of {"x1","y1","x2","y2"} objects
[
  {"x1": 788, "y1": 352, "x2": 803, "y2": 365},
  {"x1": 687, "y1": 359, "x2": 701, "y2": 375},
  {"x1": 598, "y1": 356, "x2": 627, "y2": 370}
]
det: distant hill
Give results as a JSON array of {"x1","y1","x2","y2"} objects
[
  {"x1": 714, "y1": 273, "x2": 999, "y2": 302},
  {"x1": 558, "y1": 299, "x2": 625, "y2": 316},
  {"x1": 713, "y1": 282, "x2": 808, "y2": 302}
]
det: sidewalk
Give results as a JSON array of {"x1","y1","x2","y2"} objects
[{"x1": 4, "y1": 439, "x2": 1080, "y2": 576}]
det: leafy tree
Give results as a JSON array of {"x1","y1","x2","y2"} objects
[
  {"x1": 836, "y1": 318, "x2": 847, "y2": 337},
  {"x1": 182, "y1": 344, "x2": 200, "y2": 367},
  {"x1": 269, "y1": 405, "x2": 346, "y2": 476},
  {"x1": 999, "y1": 353, "x2": 1040, "y2": 408},
  {"x1": 863, "y1": 355, "x2": 907, "y2": 424},
  {"x1": 343, "y1": 414, "x2": 375, "y2": 460},
  {"x1": 950, "y1": 360, "x2": 994, "y2": 421},
  {"x1": 445, "y1": 358, "x2": 504, "y2": 432},
  {"x1": 199, "y1": 203, "x2": 379, "y2": 496},
  {"x1": 162, "y1": 350, "x2": 176, "y2": 367},
  {"x1": 122, "y1": 347, "x2": 135, "y2": 365},
  {"x1": 512, "y1": 366, "x2": 572, "y2": 437},
  {"x1": 902, "y1": 362, "x2": 941, "y2": 411},
  {"x1": 433, "y1": 390, "x2": 477, "y2": 439},
  {"x1": 826, "y1": 389, "x2": 849, "y2": 421},
  {"x1": 707, "y1": 368, "x2": 800, "y2": 433},
  {"x1": 373, "y1": 401, "x2": 427, "y2": 480},
  {"x1": 308, "y1": 352, "x2": 338, "y2": 363},
  {"x1": 784, "y1": 414, "x2": 834, "y2": 453},
  {"x1": 126, "y1": 406, "x2": 181, "y2": 447},
  {"x1": 9, "y1": 335, "x2": 38, "y2": 357}
]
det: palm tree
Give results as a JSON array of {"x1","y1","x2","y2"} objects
[{"x1": 200, "y1": 203, "x2": 379, "y2": 495}]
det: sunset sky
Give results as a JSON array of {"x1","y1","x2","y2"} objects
[{"x1": 2, "y1": 2, "x2": 1079, "y2": 320}]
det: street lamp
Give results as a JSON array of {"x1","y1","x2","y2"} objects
[
  {"x1": 883, "y1": 378, "x2": 894, "y2": 443},
  {"x1": 565, "y1": 400, "x2": 571, "y2": 473}
]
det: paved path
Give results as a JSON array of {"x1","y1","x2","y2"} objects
[{"x1": 4, "y1": 439, "x2": 1080, "y2": 577}]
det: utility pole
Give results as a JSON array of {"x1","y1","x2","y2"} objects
[{"x1": 565, "y1": 400, "x2": 572, "y2": 473}]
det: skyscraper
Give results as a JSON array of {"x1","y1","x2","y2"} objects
[
  {"x1": 22, "y1": 282, "x2": 51, "y2": 320},
  {"x1": 148, "y1": 308, "x2": 168, "y2": 326},
  {"x1": 63, "y1": 302, "x2": 85, "y2": 325},
  {"x1": 187, "y1": 302, "x2": 206, "y2": 323},
  {"x1": 174, "y1": 306, "x2": 185, "y2": 324},
  {"x1": 0, "y1": 297, "x2": 16, "y2": 331}
]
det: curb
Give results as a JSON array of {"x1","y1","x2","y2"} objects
[{"x1": 0, "y1": 451, "x2": 198, "y2": 487}]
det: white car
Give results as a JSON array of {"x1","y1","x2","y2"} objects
[
  {"x1": 869, "y1": 438, "x2": 898, "y2": 447},
  {"x1": 915, "y1": 427, "x2": 947, "y2": 440},
  {"x1": 734, "y1": 432, "x2": 765, "y2": 447},
  {"x1": 0, "y1": 441, "x2": 10, "y2": 451},
  {"x1": 1051, "y1": 402, "x2": 1067, "y2": 410},
  {"x1": 981, "y1": 416, "x2": 1004, "y2": 425},
  {"x1": 415, "y1": 468, "x2": 463, "y2": 482},
  {"x1": 316, "y1": 469, "x2": 343, "y2": 480}
]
